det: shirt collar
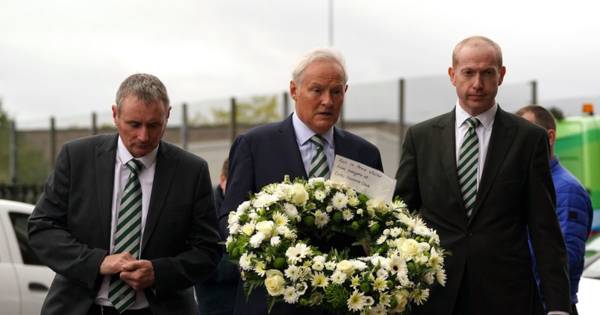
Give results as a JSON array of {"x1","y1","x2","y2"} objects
[
  {"x1": 455, "y1": 101, "x2": 497, "y2": 130},
  {"x1": 117, "y1": 136, "x2": 158, "y2": 169},
  {"x1": 292, "y1": 112, "x2": 334, "y2": 147}
]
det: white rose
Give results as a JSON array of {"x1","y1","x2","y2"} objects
[
  {"x1": 249, "y1": 232, "x2": 265, "y2": 248},
  {"x1": 264, "y1": 270, "x2": 285, "y2": 296},
  {"x1": 291, "y1": 183, "x2": 309, "y2": 205},
  {"x1": 241, "y1": 223, "x2": 255, "y2": 236},
  {"x1": 336, "y1": 260, "x2": 355, "y2": 275}
]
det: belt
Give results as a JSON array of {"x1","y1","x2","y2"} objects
[{"x1": 88, "y1": 304, "x2": 152, "y2": 315}]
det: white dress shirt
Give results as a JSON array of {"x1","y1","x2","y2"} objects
[
  {"x1": 455, "y1": 102, "x2": 497, "y2": 189},
  {"x1": 95, "y1": 136, "x2": 158, "y2": 309},
  {"x1": 292, "y1": 112, "x2": 335, "y2": 177}
]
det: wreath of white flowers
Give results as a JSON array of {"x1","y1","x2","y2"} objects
[{"x1": 226, "y1": 176, "x2": 446, "y2": 314}]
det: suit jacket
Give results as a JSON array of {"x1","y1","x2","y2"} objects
[
  {"x1": 218, "y1": 115, "x2": 383, "y2": 315},
  {"x1": 394, "y1": 107, "x2": 571, "y2": 315},
  {"x1": 28, "y1": 134, "x2": 222, "y2": 315}
]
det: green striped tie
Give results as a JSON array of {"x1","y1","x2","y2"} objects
[
  {"x1": 458, "y1": 118, "x2": 480, "y2": 218},
  {"x1": 309, "y1": 135, "x2": 329, "y2": 178},
  {"x1": 109, "y1": 159, "x2": 143, "y2": 313}
]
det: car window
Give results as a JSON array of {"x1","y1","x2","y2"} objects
[{"x1": 9, "y1": 212, "x2": 44, "y2": 266}]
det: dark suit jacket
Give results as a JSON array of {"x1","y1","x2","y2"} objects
[
  {"x1": 218, "y1": 115, "x2": 383, "y2": 315},
  {"x1": 394, "y1": 107, "x2": 571, "y2": 315},
  {"x1": 28, "y1": 134, "x2": 222, "y2": 315}
]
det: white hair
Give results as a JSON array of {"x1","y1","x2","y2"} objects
[{"x1": 291, "y1": 48, "x2": 347, "y2": 84}]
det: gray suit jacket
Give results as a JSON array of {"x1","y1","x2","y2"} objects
[
  {"x1": 394, "y1": 107, "x2": 571, "y2": 315},
  {"x1": 28, "y1": 134, "x2": 222, "y2": 315}
]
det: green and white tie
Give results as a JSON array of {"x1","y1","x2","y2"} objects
[
  {"x1": 309, "y1": 135, "x2": 329, "y2": 178},
  {"x1": 458, "y1": 118, "x2": 480, "y2": 218},
  {"x1": 109, "y1": 159, "x2": 143, "y2": 313}
]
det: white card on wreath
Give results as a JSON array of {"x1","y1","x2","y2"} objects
[{"x1": 330, "y1": 155, "x2": 396, "y2": 203}]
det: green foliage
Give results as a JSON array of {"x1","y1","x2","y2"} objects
[
  {"x1": 324, "y1": 284, "x2": 350, "y2": 311},
  {"x1": 211, "y1": 95, "x2": 281, "y2": 125}
]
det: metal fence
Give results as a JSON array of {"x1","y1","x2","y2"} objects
[{"x1": 2, "y1": 75, "x2": 537, "y2": 199}]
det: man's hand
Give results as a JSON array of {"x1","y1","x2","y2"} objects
[
  {"x1": 99, "y1": 253, "x2": 136, "y2": 275},
  {"x1": 120, "y1": 259, "x2": 155, "y2": 291}
]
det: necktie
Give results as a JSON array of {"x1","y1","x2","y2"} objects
[
  {"x1": 309, "y1": 135, "x2": 329, "y2": 178},
  {"x1": 458, "y1": 117, "x2": 480, "y2": 218},
  {"x1": 109, "y1": 159, "x2": 143, "y2": 313}
]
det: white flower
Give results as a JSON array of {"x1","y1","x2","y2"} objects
[
  {"x1": 347, "y1": 290, "x2": 367, "y2": 312},
  {"x1": 314, "y1": 190, "x2": 326, "y2": 201},
  {"x1": 352, "y1": 260, "x2": 367, "y2": 271},
  {"x1": 253, "y1": 192, "x2": 279, "y2": 208},
  {"x1": 436, "y1": 269, "x2": 447, "y2": 286},
  {"x1": 285, "y1": 265, "x2": 302, "y2": 281},
  {"x1": 428, "y1": 247, "x2": 444, "y2": 268},
  {"x1": 388, "y1": 255, "x2": 407, "y2": 276},
  {"x1": 283, "y1": 203, "x2": 299, "y2": 221},
  {"x1": 342, "y1": 209, "x2": 354, "y2": 221},
  {"x1": 225, "y1": 236, "x2": 233, "y2": 247},
  {"x1": 314, "y1": 210, "x2": 330, "y2": 228},
  {"x1": 378, "y1": 293, "x2": 391, "y2": 307},
  {"x1": 237, "y1": 201, "x2": 251, "y2": 213},
  {"x1": 283, "y1": 286, "x2": 300, "y2": 304},
  {"x1": 312, "y1": 260, "x2": 324, "y2": 271},
  {"x1": 372, "y1": 277, "x2": 388, "y2": 292},
  {"x1": 325, "y1": 261, "x2": 336, "y2": 271},
  {"x1": 270, "y1": 236, "x2": 281, "y2": 246},
  {"x1": 228, "y1": 212, "x2": 240, "y2": 225},
  {"x1": 336, "y1": 260, "x2": 355, "y2": 275},
  {"x1": 330, "y1": 270, "x2": 347, "y2": 284},
  {"x1": 400, "y1": 239, "x2": 420, "y2": 259},
  {"x1": 376, "y1": 235, "x2": 387, "y2": 245},
  {"x1": 376, "y1": 268, "x2": 389, "y2": 280},
  {"x1": 241, "y1": 223, "x2": 255, "y2": 236},
  {"x1": 308, "y1": 177, "x2": 325, "y2": 185},
  {"x1": 285, "y1": 243, "x2": 311, "y2": 264},
  {"x1": 350, "y1": 275, "x2": 360, "y2": 288},
  {"x1": 348, "y1": 196, "x2": 360, "y2": 207},
  {"x1": 367, "y1": 304, "x2": 386, "y2": 315},
  {"x1": 272, "y1": 212, "x2": 289, "y2": 227},
  {"x1": 332, "y1": 192, "x2": 348, "y2": 210},
  {"x1": 414, "y1": 224, "x2": 432, "y2": 237},
  {"x1": 392, "y1": 290, "x2": 409, "y2": 313},
  {"x1": 276, "y1": 225, "x2": 296, "y2": 239},
  {"x1": 311, "y1": 272, "x2": 329, "y2": 288},
  {"x1": 254, "y1": 261, "x2": 267, "y2": 277},
  {"x1": 255, "y1": 221, "x2": 275, "y2": 238},
  {"x1": 389, "y1": 227, "x2": 402, "y2": 237},
  {"x1": 291, "y1": 183, "x2": 309, "y2": 205},
  {"x1": 249, "y1": 232, "x2": 265, "y2": 248},
  {"x1": 412, "y1": 288, "x2": 430, "y2": 305},
  {"x1": 264, "y1": 270, "x2": 285, "y2": 296},
  {"x1": 228, "y1": 223, "x2": 240, "y2": 235},
  {"x1": 239, "y1": 253, "x2": 255, "y2": 270}
]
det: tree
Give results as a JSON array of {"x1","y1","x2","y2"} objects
[{"x1": 210, "y1": 95, "x2": 281, "y2": 125}]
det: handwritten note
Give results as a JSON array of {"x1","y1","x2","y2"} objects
[{"x1": 330, "y1": 155, "x2": 396, "y2": 203}]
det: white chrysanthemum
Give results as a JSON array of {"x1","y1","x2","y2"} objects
[
  {"x1": 228, "y1": 212, "x2": 240, "y2": 225},
  {"x1": 228, "y1": 223, "x2": 240, "y2": 235},
  {"x1": 370, "y1": 256, "x2": 389, "y2": 270},
  {"x1": 352, "y1": 260, "x2": 367, "y2": 271},
  {"x1": 418, "y1": 241, "x2": 431, "y2": 252},
  {"x1": 325, "y1": 205, "x2": 333, "y2": 213},
  {"x1": 248, "y1": 211, "x2": 259, "y2": 220},
  {"x1": 376, "y1": 235, "x2": 387, "y2": 245},
  {"x1": 376, "y1": 267, "x2": 389, "y2": 280},
  {"x1": 241, "y1": 223, "x2": 255, "y2": 236},
  {"x1": 308, "y1": 177, "x2": 325, "y2": 185},
  {"x1": 254, "y1": 261, "x2": 267, "y2": 277},
  {"x1": 347, "y1": 290, "x2": 367, "y2": 312},
  {"x1": 350, "y1": 275, "x2": 360, "y2": 288},
  {"x1": 413, "y1": 224, "x2": 431, "y2": 237},
  {"x1": 285, "y1": 243, "x2": 311, "y2": 264},
  {"x1": 313, "y1": 255, "x2": 326, "y2": 263},
  {"x1": 252, "y1": 192, "x2": 279, "y2": 208},
  {"x1": 285, "y1": 265, "x2": 302, "y2": 281},
  {"x1": 397, "y1": 213, "x2": 416, "y2": 229},
  {"x1": 237, "y1": 200, "x2": 251, "y2": 213},
  {"x1": 325, "y1": 261, "x2": 336, "y2": 271},
  {"x1": 330, "y1": 270, "x2": 347, "y2": 284},
  {"x1": 277, "y1": 225, "x2": 296, "y2": 239},
  {"x1": 311, "y1": 272, "x2": 329, "y2": 288},
  {"x1": 270, "y1": 236, "x2": 281, "y2": 246},
  {"x1": 392, "y1": 290, "x2": 409, "y2": 313},
  {"x1": 348, "y1": 196, "x2": 360, "y2": 207},
  {"x1": 312, "y1": 261, "x2": 324, "y2": 271},
  {"x1": 314, "y1": 210, "x2": 330, "y2": 228},
  {"x1": 272, "y1": 212, "x2": 289, "y2": 227},
  {"x1": 342, "y1": 209, "x2": 353, "y2": 221},
  {"x1": 436, "y1": 269, "x2": 447, "y2": 286},
  {"x1": 412, "y1": 288, "x2": 430, "y2": 305},
  {"x1": 356, "y1": 208, "x2": 364, "y2": 215},
  {"x1": 429, "y1": 231, "x2": 441, "y2": 245},
  {"x1": 283, "y1": 203, "x2": 299, "y2": 221},
  {"x1": 366, "y1": 199, "x2": 387, "y2": 214},
  {"x1": 255, "y1": 221, "x2": 275, "y2": 238},
  {"x1": 283, "y1": 286, "x2": 300, "y2": 304},
  {"x1": 314, "y1": 190, "x2": 326, "y2": 202},
  {"x1": 372, "y1": 277, "x2": 388, "y2": 292},
  {"x1": 249, "y1": 232, "x2": 265, "y2": 248},
  {"x1": 331, "y1": 192, "x2": 349, "y2": 210},
  {"x1": 378, "y1": 293, "x2": 391, "y2": 307},
  {"x1": 389, "y1": 227, "x2": 402, "y2": 237},
  {"x1": 367, "y1": 304, "x2": 386, "y2": 315},
  {"x1": 239, "y1": 253, "x2": 255, "y2": 270}
]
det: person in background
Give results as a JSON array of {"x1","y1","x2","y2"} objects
[
  {"x1": 196, "y1": 158, "x2": 238, "y2": 315},
  {"x1": 517, "y1": 105, "x2": 593, "y2": 315},
  {"x1": 394, "y1": 36, "x2": 571, "y2": 315},
  {"x1": 28, "y1": 73, "x2": 222, "y2": 315}
]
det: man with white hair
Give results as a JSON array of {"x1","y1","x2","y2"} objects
[{"x1": 218, "y1": 48, "x2": 383, "y2": 315}]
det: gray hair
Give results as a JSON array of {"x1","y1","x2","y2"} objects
[
  {"x1": 452, "y1": 35, "x2": 503, "y2": 68},
  {"x1": 292, "y1": 48, "x2": 348, "y2": 84},
  {"x1": 115, "y1": 73, "x2": 170, "y2": 108}
]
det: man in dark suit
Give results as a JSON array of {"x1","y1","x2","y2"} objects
[
  {"x1": 218, "y1": 48, "x2": 383, "y2": 315},
  {"x1": 394, "y1": 36, "x2": 571, "y2": 315},
  {"x1": 28, "y1": 73, "x2": 222, "y2": 315}
]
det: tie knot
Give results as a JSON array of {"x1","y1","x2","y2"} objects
[
  {"x1": 126, "y1": 159, "x2": 143, "y2": 175},
  {"x1": 465, "y1": 117, "x2": 480, "y2": 129},
  {"x1": 309, "y1": 135, "x2": 325, "y2": 149}
]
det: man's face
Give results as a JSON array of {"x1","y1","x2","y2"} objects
[
  {"x1": 112, "y1": 95, "x2": 170, "y2": 157},
  {"x1": 290, "y1": 60, "x2": 347, "y2": 134},
  {"x1": 449, "y1": 44, "x2": 506, "y2": 116}
]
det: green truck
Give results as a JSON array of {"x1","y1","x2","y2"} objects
[{"x1": 554, "y1": 107, "x2": 600, "y2": 234}]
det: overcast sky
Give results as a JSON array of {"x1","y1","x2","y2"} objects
[{"x1": 1, "y1": 0, "x2": 599, "y2": 125}]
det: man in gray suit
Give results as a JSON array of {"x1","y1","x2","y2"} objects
[
  {"x1": 28, "y1": 73, "x2": 222, "y2": 315},
  {"x1": 394, "y1": 36, "x2": 571, "y2": 315}
]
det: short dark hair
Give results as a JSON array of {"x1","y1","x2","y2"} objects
[
  {"x1": 221, "y1": 158, "x2": 229, "y2": 179},
  {"x1": 516, "y1": 105, "x2": 556, "y2": 131}
]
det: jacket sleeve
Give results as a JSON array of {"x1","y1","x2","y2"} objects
[{"x1": 394, "y1": 127, "x2": 422, "y2": 211}]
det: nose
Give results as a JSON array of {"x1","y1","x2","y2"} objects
[
  {"x1": 472, "y1": 74, "x2": 483, "y2": 89},
  {"x1": 138, "y1": 127, "x2": 149, "y2": 142},
  {"x1": 321, "y1": 90, "x2": 333, "y2": 107}
]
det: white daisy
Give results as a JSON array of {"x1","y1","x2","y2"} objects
[
  {"x1": 331, "y1": 192, "x2": 348, "y2": 210},
  {"x1": 311, "y1": 272, "x2": 329, "y2": 288},
  {"x1": 314, "y1": 210, "x2": 330, "y2": 228},
  {"x1": 347, "y1": 290, "x2": 367, "y2": 312}
]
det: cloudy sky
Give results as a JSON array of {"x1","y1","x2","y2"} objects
[{"x1": 1, "y1": 0, "x2": 599, "y2": 125}]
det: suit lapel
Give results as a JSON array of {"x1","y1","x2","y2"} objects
[
  {"x1": 437, "y1": 111, "x2": 467, "y2": 213},
  {"x1": 142, "y1": 141, "x2": 178, "y2": 252},
  {"x1": 279, "y1": 116, "x2": 308, "y2": 179},
  {"x1": 95, "y1": 135, "x2": 118, "y2": 249},
  {"x1": 469, "y1": 107, "x2": 516, "y2": 223}
]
